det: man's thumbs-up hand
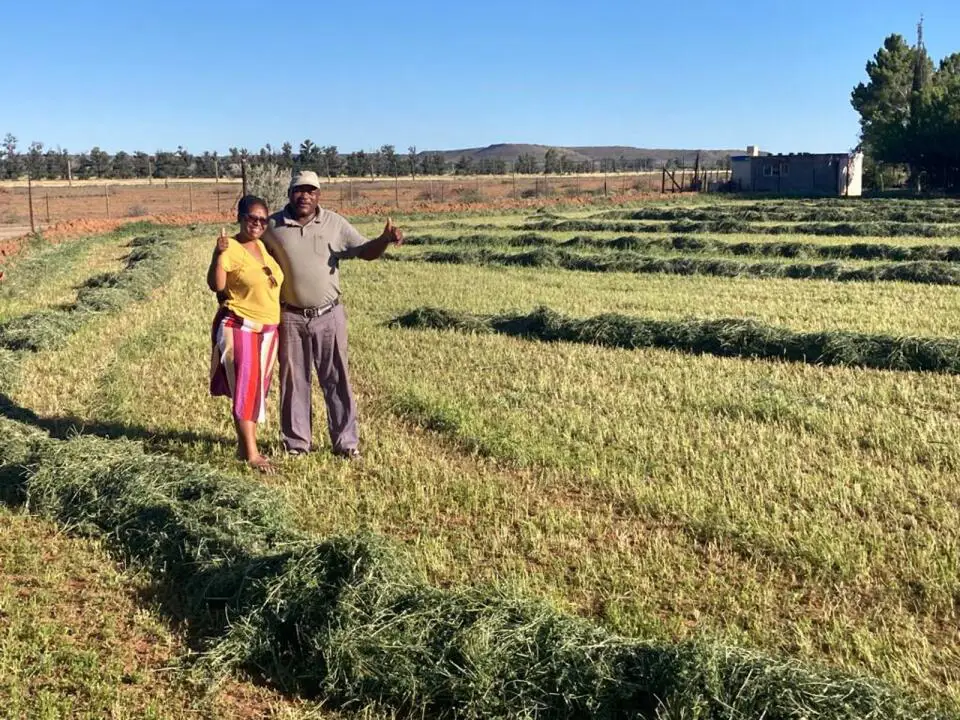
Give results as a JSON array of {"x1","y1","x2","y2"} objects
[{"x1": 382, "y1": 217, "x2": 404, "y2": 246}]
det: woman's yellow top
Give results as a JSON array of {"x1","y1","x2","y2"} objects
[{"x1": 220, "y1": 238, "x2": 284, "y2": 325}]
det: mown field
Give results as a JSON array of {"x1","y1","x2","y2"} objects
[{"x1": 1, "y1": 196, "x2": 959, "y2": 718}]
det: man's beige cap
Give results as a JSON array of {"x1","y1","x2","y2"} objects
[{"x1": 289, "y1": 170, "x2": 322, "y2": 190}]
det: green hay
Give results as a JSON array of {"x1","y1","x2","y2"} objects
[
  {"x1": 522, "y1": 219, "x2": 960, "y2": 238},
  {"x1": 0, "y1": 234, "x2": 175, "y2": 351},
  {"x1": 0, "y1": 348, "x2": 17, "y2": 392},
  {"x1": 0, "y1": 308, "x2": 93, "y2": 352},
  {"x1": 406, "y1": 232, "x2": 960, "y2": 263},
  {"x1": 0, "y1": 418, "x2": 948, "y2": 718},
  {"x1": 595, "y1": 204, "x2": 960, "y2": 224},
  {"x1": 397, "y1": 247, "x2": 960, "y2": 287},
  {"x1": 391, "y1": 306, "x2": 960, "y2": 375}
]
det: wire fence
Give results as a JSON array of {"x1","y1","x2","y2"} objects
[{"x1": 0, "y1": 170, "x2": 731, "y2": 232}]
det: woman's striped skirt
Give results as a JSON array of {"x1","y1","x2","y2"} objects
[{"x1": 209, "y1": 307, "x2": 279, "y2": 423}]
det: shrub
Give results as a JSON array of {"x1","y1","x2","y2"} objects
[
  {"x1": 455, "y1": 188, "x2": 485, "y2": 204},
  {"x1": 246, "y1": 163, "x2": 290, "y2": 214}
]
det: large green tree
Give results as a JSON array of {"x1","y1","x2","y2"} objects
[
  {"x1": 322, "y1": 145, "x2": 341, "y2": 177},
  {"x1": 850, "y1": 30, "x2": 960, "y2": 188},
  {"x1": 923, "y1": 53, "x2": 960, "y2": 183},
  {"x1": 2, "y1": 133, "x2": 20, "y2": 179},
  {"x1": 111, "y1": 151, "x2": 135, "y2": 179},
  {"x1": 851, "y1": 34, "x2": 921, "y2": 163}
]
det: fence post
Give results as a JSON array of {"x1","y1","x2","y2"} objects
[
  {"x1": 395, "y1": 174, "x2": 399, "y2": 207},
  {"x1": 216, "y1": 188, "x2": 221, "y2": 214},
  {"x1": 45, "y1": 193, "x2": 51, "y2": 223},
  {"x1": 104, "y1": 184, "x2": 110, "y2": 218},
  {"x1": 188, "y1": 183, "x2": 193, "y2": 212},
  {"x1": 661, "y1": 167, "x2": 666, "y2": 194},
  {"x1": 27, "y1": 174, "x2": 35, "y2": 234},
  {"x1": 241, "y1": 160, "x2": 248, "y2": 196}
]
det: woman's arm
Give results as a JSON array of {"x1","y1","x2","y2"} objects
[
  {"x1": 206, "y1": 248, "x2": 221, "y2": 292},
  {"x1": 213, "y1": 254, "x2": 227, "y2": 292},
  {"x1": 206, "y1": 230, "x2": 231, "y2": 292}
]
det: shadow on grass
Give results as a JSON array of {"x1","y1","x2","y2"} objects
[
  {"x1": 0, "y1": 393, "x2": 280, "y2": 661},
  {"x1": 0, "y1": 392, "x2": 228, "y2": 453}
]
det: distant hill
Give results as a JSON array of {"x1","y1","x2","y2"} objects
[{"x1": 426, "y1": 143, "x2": 744, "y2": 168}]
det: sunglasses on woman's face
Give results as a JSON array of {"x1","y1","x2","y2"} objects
[
  {"x1": 263, "y1": 266, "x2": 278, "y2": 288},
  {"x1": 244, "y1": 214, "x2": 269, "y2": 226}
]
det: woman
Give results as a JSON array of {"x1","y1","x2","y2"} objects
[{"x1": 207, "y1": 195, "x2": 284, "y2": 473}]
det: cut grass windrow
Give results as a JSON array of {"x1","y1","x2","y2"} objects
[
  {"x1": 389, "y1": 306, "x2": 960, "y2": 375},
  {"x1": 593, "y1": 205, "x2": 960, "y2": 224},
  {"x1": 0, "y1": 419, "x2": 949, "y2": 719},
  {"x1": 406, "y1": 232, "x2": 960, "y2": 262},
  {"x1": 522, "y1": 218, "x2": 960, "y2": 237},
  {"x1": 0, "y1": 233, "x2": 175, "y2": 352},
  {"x1": 395, "y1": 247, "x2": 960, "y2": 287}
]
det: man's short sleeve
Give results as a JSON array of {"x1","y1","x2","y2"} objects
[{"x1": 331, "y1": 215, "x2": 370, "y2": 257}]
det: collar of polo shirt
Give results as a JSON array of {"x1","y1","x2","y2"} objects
[{"x1": 279, "y1": 204, "x2": 321, "y2": 226}]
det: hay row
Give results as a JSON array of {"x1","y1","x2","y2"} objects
[
  {"x1": 390, "y1": 306, "x2": 960, "y2": 375},
  {"x1": 0, "y1": 419, "x2": 945, "y2": 718},
  {"x1": 594, "y1": 206, "x2": 960, "y2": 224},
  {"x1": 0, "y1": 233, "x2": 175, "y2": 352},
  {"x1": 522, "y1": 219, "x2": 960, "y2": 238},
  {"x1": 406, "y1": 232, "x2": 960, "y2": 262},
  {"x1": 396, "y1": 247, "x2": 960, "y2": 287}
]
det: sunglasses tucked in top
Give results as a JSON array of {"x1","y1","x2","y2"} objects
[{"x1": 263, "y1": 266, "x2": 278, "y2": 288}]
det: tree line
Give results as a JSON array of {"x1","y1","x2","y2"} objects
[
  {"x1": 852, "y1": 24, "x2": 960, "y2": 190},
  {"x1": 0, "y1": 136, "x2": 709, "y2": 182}
]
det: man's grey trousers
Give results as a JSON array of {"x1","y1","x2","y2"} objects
[{"x1": 278, "y1": 304, "x2": 359, "y2": 453}]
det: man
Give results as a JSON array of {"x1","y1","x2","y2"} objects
[{"x1": 263, "y1": 170, "x2": 403, "y2": 459}]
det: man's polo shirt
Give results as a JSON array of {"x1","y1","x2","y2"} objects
[{"x1": 263, "y1": 206, "x2": 369, "y2": 309}]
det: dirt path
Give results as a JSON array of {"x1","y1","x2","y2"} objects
[{"x1": 0, "y1": 225, "x2": 33, "y2": 242}]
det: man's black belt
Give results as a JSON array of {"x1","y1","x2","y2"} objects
[{"x1": 282, "y1": 299, "x2": 339, "y2": 318}]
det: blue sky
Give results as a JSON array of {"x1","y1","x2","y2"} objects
[{"x1": 3, "y1": 0, "x2": 957, "y2": 155}]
